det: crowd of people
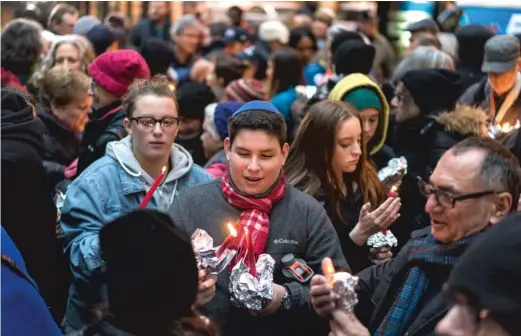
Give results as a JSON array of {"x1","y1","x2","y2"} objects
[{"x1": 2, "y1": 2, "x2": 521, "y2": 336}]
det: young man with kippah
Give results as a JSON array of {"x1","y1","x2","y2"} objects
[{"x1": 169, "y1": 101, "x2": 348, "y2": 336}]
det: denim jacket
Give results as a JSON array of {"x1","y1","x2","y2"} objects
[{"x1": 60, "y1": 140, "x2": 211, "y2": 332}]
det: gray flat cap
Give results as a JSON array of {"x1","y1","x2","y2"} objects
[
  {"x1": 482, "y1": 35, "x2": 520, "y2": 73},
  {"x1": 406, "y1": 18, "x2": 439, "y2": 33}
]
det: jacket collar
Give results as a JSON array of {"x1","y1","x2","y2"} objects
[{"x1": 115, "y1": 157, "x2": 146, "y2": 195}]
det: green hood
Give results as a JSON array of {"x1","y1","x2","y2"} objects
[{"x1": 329, "y1": 73, "x2": 389, "y2": 155}]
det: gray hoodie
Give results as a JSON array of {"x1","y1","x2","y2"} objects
[{"x1": 106, "y1": 136, "x2": 193, "y2": 212}]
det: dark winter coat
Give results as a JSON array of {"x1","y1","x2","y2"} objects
[
  {"x1": 129, "y1": 18, "x2": 172, "y2": 50},
  {"x1": 76, "y1": 101, "x2": 127, "y2": 177},
  {"x1": 38, "y1": 108, "x2": 81, "y2": 189},
  {"x1": 1, "y1": 89, "x2": 61, "y2": 319}
]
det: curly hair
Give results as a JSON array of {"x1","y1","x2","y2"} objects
[
  {"x1": 30, "y1": 35, "x2": 95, "y2": 91},
  {"x1": 1, "y1": 18, "x2": 43, "y2": 73}
]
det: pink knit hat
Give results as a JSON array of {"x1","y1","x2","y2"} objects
[{"x1": 88, "y1": 50, "x2": 151, "y2": 98}]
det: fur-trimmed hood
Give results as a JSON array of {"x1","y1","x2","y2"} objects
[{"x1": 434, "y1": 104, "x2": 488, "y2": 137}]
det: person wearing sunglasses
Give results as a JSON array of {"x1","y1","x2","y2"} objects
[
  {"x1": 310, "y1": 137, "x2": 520, "y2": 336},
  {"x1": 59, "y1": 75, "x2": 212, "y2": 332}
]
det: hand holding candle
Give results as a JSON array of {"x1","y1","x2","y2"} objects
[
  {"x1": 139, "y1": 166, "x2": 166, "y2": 208},
  {"x1": 488, "y1": 120, "x2": 521, "y2": 139},
  {"x1": 320, "y1": 258, "x2": 359, "y2": 313}
]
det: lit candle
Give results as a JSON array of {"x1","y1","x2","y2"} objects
[
  {"x1": 217, "y1": 223, "x2": 238, "y2": 257},
  {"x1": 322, "y1": 257, "x2": 336, "y2": 280},
  {"x1": 387, "y1": 185, "x2": 398, "y2": 198},
  {"x1": 139, "y1": 166, "x2": 167, "y2": 208}
]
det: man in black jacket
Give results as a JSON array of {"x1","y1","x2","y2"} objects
[
  {"x1": 1, "y1": 88, "x2": 61, "y2": 320},
  {"x1": 311, "y1": 137, "x2": 520, "y2": 336}
]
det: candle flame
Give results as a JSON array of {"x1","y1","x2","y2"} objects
[
  {"x1": 168, "y1": 83, "x2": 176, "y2": 91},
  {"x1": 227, "y1": 223, "x2": 237, "y2": 237},
  {"x1": 391, "y1": 185, "x2": 398, "y2": 192},
  {"x1": 161, "y1": 166, "x2": 167, "y2": 174}
]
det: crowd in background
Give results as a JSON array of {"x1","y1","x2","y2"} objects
[{"x1": 2, "y1": 2, "x2": 521, "y2": 336}]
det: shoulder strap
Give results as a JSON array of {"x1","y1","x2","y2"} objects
[{"x1": 1, "y1": 254, "x2": 40, "y2": 292}]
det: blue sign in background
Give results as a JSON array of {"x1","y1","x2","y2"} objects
[
  {"x1": 397, "y1": 1, "x2": 436, "y2": 14},
  {"x1": 460, "y1": 6, "x2": 521, "y2": 34}
]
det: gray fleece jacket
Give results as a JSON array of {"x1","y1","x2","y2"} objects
[{"x1": 168, "y1": 179, "x2": 349, "y2": 336}]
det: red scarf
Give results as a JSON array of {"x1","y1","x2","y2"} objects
[
  {"x1": 1, "y1": 68, "x2": 25, "y2": 92},
  {"x1": 220, "y1": 172, "x2": 286, "y2": 275}
]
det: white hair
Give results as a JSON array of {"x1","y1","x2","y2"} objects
[
  {"x1": 170, "y1": 14, "x2": 200, "y2": 36},
  {"x1": 393, "y1": 46, "x2": 454, "y2": 83}
]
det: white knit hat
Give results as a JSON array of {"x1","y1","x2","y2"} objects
[{"x1": 259, "y1": 20, "x2": 289, "y2": 45}]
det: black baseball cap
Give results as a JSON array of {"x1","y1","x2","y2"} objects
[{"x1": 223, "y1": 27, "x2": 250, "y2": 44}]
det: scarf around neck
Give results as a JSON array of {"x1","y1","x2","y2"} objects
[
  {"x1": 375, "y1": 231, "x2": 484, "y2": 336},
  {"x1": 220, "y1": 171, "x2": 286, "y2": 274}
]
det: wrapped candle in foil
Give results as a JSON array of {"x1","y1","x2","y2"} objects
[
  {"x1": 367, "y1": 231, "x2": 398, "y2": 249},
  {"x1": 329, "y1": 272, "x2": 359, "y2": 312},
  {"x1": 229, "y1": 254, "x2": 275, "y2": 311},
  {"x1": 377, "y1": 156, "x2": 408, "y2": 188},
  {"x1": 191, "y1": 229, "x2": 236, "y2": 275},
  {"x1": 487, "y1": 120, "x2": 520, "y2": 139}
]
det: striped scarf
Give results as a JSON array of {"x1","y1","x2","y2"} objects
[
  {"x1": 374, "y1": 232, "x2": 482, "y2": 336},
  {"x1": 220, "y1": 171, "x2": 286, "y2": 275}
]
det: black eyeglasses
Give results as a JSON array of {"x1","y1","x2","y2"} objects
[
  {"x1": 130, "y1": 117, "x2": 180, "y2": 130},
  {"x1": 417, "y1": 177, "x2": 496, "y2": 208}
]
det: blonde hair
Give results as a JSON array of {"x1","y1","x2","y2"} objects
[
  {"x1": 40, "y1": 65, "x2": 91, "y2": 108},
  {"x1": 30, "y1": 35, "x2": 95, "y2": 89}
]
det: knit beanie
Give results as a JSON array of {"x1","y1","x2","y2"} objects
[
  {"x1": 74, "y1": 16, "x2": 101, "y2": 35},
  {"x1": 176, "y1": 82, "x2": 216, "y2": 120},
  {"x1": 225, "y1": 79, "x2": 265, "y2": 102},
  {"x1": 259, "y1": 20, "x2": 289, "y2": 44},
  {"x1": 85, "y1": 24, "x2": 117, "y2": 56},
  {"x1": 447, "y1": 213, "x2": 521, "y2": 336},
  {"x1": 342, "y1": 87, "x2": 382, "y2": 112},
  {"x1": 88, "y1": 50, "x2": 150, "y2": 98},
  {"x1": 334, "y1": 40, "x2": 376, "y2": 76},
  {"x1": 214, "y1": 101, "x2": 244, "y2": 140}
]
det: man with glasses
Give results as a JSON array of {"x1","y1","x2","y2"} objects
[
  {"x1": 310, "y1": 137, "x2": 520, "y2": 336},
  {"x1": 60, "y1": 76, "x2": 212, "y2": 332}
]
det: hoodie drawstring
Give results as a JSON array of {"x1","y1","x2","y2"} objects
[{"x1": 113, "y1": 147, "x2": 141, "y2": 177}]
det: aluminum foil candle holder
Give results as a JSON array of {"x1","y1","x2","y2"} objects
[
  {"x1": 368, "y1": 157, "x2": 408, "y2": 248},
  {"x1": 367, "y1": 231, "x2": 398, "y2": 248},
  {"x1": 322, "y1": 258, "x2": 359, "y2": 313},
  {"x1": 377, "y1": 157, "x2": 408, "y2": 188},
  {"x1": 191, "y1": 229, "x2": 236, "y2": 276},
  {"x1": 329, "y1": 272, "x2": 359, "y2": 312},
  {"x1": 229, "y1": 254, "x2": 275, "y2": 311},
  {"x1": 488, "y1": 120, "x2": 520, "y2": 139}
]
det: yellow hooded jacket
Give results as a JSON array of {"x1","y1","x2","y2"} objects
[{"x1": 329, "y1": 73, "x2": 389, "y2": 156}]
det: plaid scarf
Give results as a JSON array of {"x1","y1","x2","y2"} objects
[
  {"x1": 374, "y1": 232, "x2": 483, "y2": 336},
  {"x1": 220, "y1": 171, "x2": 286, "y2": 273}
]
